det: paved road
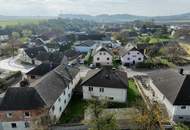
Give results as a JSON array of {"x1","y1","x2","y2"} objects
[{"x1": 0, "y1": 56, "x2": 34, "y2": 73}]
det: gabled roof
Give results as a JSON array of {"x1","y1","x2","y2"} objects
[
  {"x1": 81, "y1": 67, "x2": 128, "y2": 89},
  {"x1": 24, "y1": 46, "x2": 48, "y2": 59},
  {"x1": 92, "y1": 45, "x2": 113, "y2": 56},
  {"x1": 119, "y1": 43, "x2": 143, "y2": 57},
  {"x1": 0, "y1": 87, "x2": 45, "y2": 111},
  {"x1": 33, "y1": 64, "x2": 79, "y2": 107},
  {"x1": 75, "y1": 40, "x2": 97, "y2": 47},
  {"x1": 26, "y1": 63, "x2": 58, "y2": 76},
  {"x1": 148, "y1": 69, "x2": 190, "y2": 105}
]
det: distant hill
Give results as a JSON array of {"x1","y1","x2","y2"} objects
[
  {"x1": 59, "y1": 13, "x2": 190, "y2": 23},
  {"x1": 0, "y1": 15, "x2": 55, "y2": 20}
]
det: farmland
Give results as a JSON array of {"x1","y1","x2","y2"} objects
[{"x1": 0, "y1": 19, "x2": 46, "y2": 27}]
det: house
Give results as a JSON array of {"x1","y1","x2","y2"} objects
[
  {"x1": 63, "y1": 49, "x2": 81, "y2": 61},
  {"x1": 18, "y1": 46, "x2": 49, "y2": 65},
  {"x1": 26, "y1": 63, "x2": 58, "y2": 82},
  {"x1": 0, "y1": 64, "x2": 81, "y2": 130},
  {"x1": 29, "y1": 37, "x2": 45, "y2": 47},
  {"x1": 92, "y1": 45, "x2": 113, "y2": 66},
  {"x1": 74, "y1": 40, "x2": 98, "y2": 53},
  {"x1": 0, "y1": 35, "x2": 9, "y2": 42},
  {"x1": 81, "y1": 67, "x2": 128, "y2": 103},
  {"x1": 119, "y1": 43, "x2": 144, "y2": 65},
  {"x1": 33, "y1": 64, "x2": 80, "y2": 120},
  {"x1": 0, "y1": 87, "x2": 46, "y2": 130},
  {"x1": 148, "y1": 69, "x2": 190, "y2": 122},
  {"x1": 45, "y1": 43, "x2": 60, "y2": 53}
]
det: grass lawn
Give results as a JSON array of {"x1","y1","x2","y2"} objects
[
  {"x1": 127, "y1": 79, "x2": 142, "y2": 106},
  {"x1": 0, "y1": 19, "x2": 46, "y2": 27},
  {"x1": 59, "y1": 95, "x2": 87, "y2": 124}
]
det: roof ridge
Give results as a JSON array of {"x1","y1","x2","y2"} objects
[{"x1": 81, "y1": 69, "x2": 102, "y2": 85}]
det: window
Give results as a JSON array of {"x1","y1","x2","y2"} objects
[
  {"x1": 137, "y1": 52, "x2": 140, "y2": 55},
  {"x1": 64, "y1": 90, "x2": 65, "y2": 95},
  {"x1": 128, "y1": 52, "x2": 130, "y2": 55},
  {"x1": 179, "y1": 116, "x2": 184, "y2": 119},
  {"x1": 64, "y1": 100, "x2": 66, "y2": 104},
  {"x1": 107, "y1": 57, "x2": 110, "y2": 61},
  {"x1": 99, "y1": 52, "x2": 102, "y2": 55},
  {"x1": 100, "y1": 88, "x2": 104, "y2": 93},
  {"x1": 59, "y1": 107, "x2": 62, "y2": 112},
  {"x1": 181, "y1": 106, "x2": 186, "y2": 109},
  {"x1": 127, "y1": 58, "x2": 130, "y2": 60},
  {"x1": 24, "y1": 112, "x2": 30, "y2": 118},
  {"x1": 31, "y1": 75, "x2": 36, "y2": 79},
  {"x1": 138, "y1": 58, "x2": 141, "y2": 60},
  {"x1": 11, "y1": 123, "x2": 17, "y2": 128},
  {"x1": 104, "y1": 52, "x2": 106, "y2": 55},
  {"x1": 7, "y1": 112, "x2": 12, "y2": 118},
  {"x1": 68, "y1": 93, "x2": 71, "y2": 98},
  {"x1": 109, "y1": 97, "x2": 114, "y2": 100},
  {"x1": 52, "y1": 106, "x2": 55, "y2": 111},
  {"x1": 58, "y1": 97, "x2": 61, "y2": 102},
  {"x1": 89, "y1": 87, "x2": 93, "y2": 91},
  {"x1": 25, "y1": 122, "x2": 30, "y2": 128},
  {"x1": 97, "y1": 57, "x2": 100, "y2": 61}
]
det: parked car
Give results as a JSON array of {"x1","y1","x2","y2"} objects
[{"x1": 89, "y1": 64, "x2": 95, "y2": 69}]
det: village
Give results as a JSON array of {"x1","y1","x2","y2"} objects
[{"x1": 0, "y1": 18, "x2": 190, "y2": 130}]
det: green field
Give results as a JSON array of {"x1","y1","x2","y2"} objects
[{"x1": 0, "y1": 19, "x2": 46, "y2": 27}]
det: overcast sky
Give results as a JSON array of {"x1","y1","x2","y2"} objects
[{"x1": 0, "y1": 0, "x2": 190, "y2": 16}]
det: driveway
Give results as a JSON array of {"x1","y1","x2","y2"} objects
[{"x1": 0, "y1": 56, "x2": 34, "y2": 73}]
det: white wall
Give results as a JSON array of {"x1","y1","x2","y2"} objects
[
  {"x1": 49, "y1": 72, "x2": 81, "y2": 120},
  {"x1": 149, "y1": 80, "x2": 175, "y2": 119},
  {"x1": 1, "y1": 121, "x2": 30, "y2": 130},
  {"x1": 93, "y1": 51, "x2": 113, "y2": 66},
  {"x1": 82, "y1": 86, "x2": 127, "y2": 103},
  {"x1": 173, "y1": 106, "x2": 190, "y2": 121},
  {"x1": 18, "y1": 49, "x2": 42, "y2": 65},
  {"x1": 121, "y1": 50, "x2": 144, "y2": 65}
]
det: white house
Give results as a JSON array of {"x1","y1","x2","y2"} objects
[
  {"x1": 0, "y1": 35, "x2": 9, "y2": 42},
  {"x1": 119, "y1": 43, "x2": 144, "y2": 65},
  {"x1": 148, "y1": 69, "x2": 190, "y2": 122},
  {"x1": 0, "y1": 64, "x2": 81, "y2": 130},
  {"x1": 92, "y1": 45, "x2": 113, "y2": 66},
  {"x1": 18, "y1": 46, "x2": 48, "y2": 65},
  {"x1": 81, "y1": 67, "x2": 128, "y2": 103}
]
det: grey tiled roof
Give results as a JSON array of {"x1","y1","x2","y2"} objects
[
  {"x1": 34, "y1": 64, "x2": 79, "y2": 107},
  {"x1": 0, "y1": 87, "x2": 45, "y2": 111},
  {"x1": 82, "y1": 67, "x2": 128, "y2": 89},
  {"x1": 148, "y1": 69, "x2": 190, "y2": 105}
]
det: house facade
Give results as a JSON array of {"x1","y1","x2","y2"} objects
[
  {"x1": 119, "y1": 44, "x2": 144, "y2": 65},
  {"x1": 81, "y1": 68, "x2": 128, "y2": 103},
  {"x1": 0, "y1": 64, "x2": 81, "y2": 130},
  {"x1": 0, "y1": 87, "x2": 47, "y2": 130},
  {"x1": 148, "y1": 69, "x2": 190, "y2": 122},
  {"x1": 92, "y1": 45, "x2": 113, "y2": 66}
]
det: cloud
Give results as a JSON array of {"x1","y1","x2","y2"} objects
[{"x1": 0, "y1": 0, "x2": 189, "y2": 16}]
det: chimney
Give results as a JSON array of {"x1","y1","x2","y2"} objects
[{"x1": 179, "y1": 68, "x2": 184, "y2": 75}]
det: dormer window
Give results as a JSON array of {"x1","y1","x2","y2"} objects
[
  {"x1": 24, "y1": 112, "x2": 30, "y2": 118},
  {"x1": 7, "y1": 112, "x2": 13, "y2": 118}
]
